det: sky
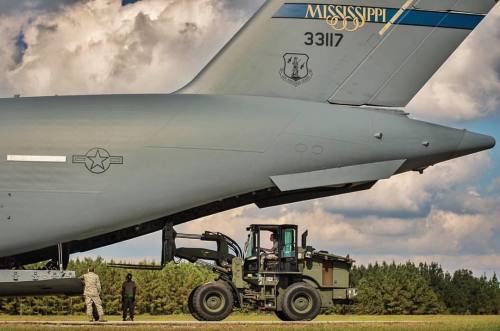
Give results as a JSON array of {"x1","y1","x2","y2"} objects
[{"x1": 0, "y1": 0, "x2": 499, "y2": 276}]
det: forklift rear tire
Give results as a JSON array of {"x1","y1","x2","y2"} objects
[
  {"x1": 192, "y1": 281, "x2": 234, "y2": 321},
  {"x1": 188, "y1": 286, "x2": 204, "y2": 321},
  {"x1": 274, "y1": 310, "x2": 292, "y2": 321},
  {"x1": 282, "y1": 282, "x2": 321, "y2": 321}
]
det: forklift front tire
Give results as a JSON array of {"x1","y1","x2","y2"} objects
[
  {"x1": 282, "y1": 282, "x2": 321, "y2": 321},
  {"x1": 192, "y1": 281, "x2": 234, "y2": 321}
]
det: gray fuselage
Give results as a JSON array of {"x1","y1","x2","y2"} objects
[{"x1": 0, "y1": 94, "x2": 494, "y2": 259}]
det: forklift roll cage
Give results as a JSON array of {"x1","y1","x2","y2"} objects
[{"x1": 244, "y1": 224, "x2": 301, "y2": 273}]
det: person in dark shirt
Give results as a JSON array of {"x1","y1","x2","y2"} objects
[{"x1": 121, "y1": 273, "x2": 137, "y2": 321}]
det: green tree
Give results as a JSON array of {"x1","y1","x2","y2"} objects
[{"x1": 355, "y1": 262, "x2": 444, "y2": 314}]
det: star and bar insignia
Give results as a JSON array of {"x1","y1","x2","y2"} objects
[{"x1": 72, "y1": 148, "x2": 123, "y2": 174}]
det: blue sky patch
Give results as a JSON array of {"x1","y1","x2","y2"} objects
[
  {"x1": 14, "y1": 32, "x2": 27, "y2": 65},
  {"x1": 122, "y1": 0, "x2": 142, "y2": 6}
]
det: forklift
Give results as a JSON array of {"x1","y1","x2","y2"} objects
[{"x1": 157, "y1": 223, "x2": 357, "y2": 321}]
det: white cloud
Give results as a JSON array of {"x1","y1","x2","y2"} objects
[
  {"x1": 404, "y1": 209, "x2": 499, "y2": 255},
  {"x1": 407, "y1": 4, "x2": 500, "y2": 121},
  {"x1": 0, "y1": 0, "x2": 263, "y2": 97},
  {"x1": 320, "y1": 153, "x2": 492, "y2": 216}
]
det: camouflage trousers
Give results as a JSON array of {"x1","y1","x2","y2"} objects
[{"x1": 85, "y1": 295, "x2": 104, "y2": 320}]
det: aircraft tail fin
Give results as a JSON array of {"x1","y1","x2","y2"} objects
[{"x1": 179, "y1": 0, "x2": 496, "y2": 107}]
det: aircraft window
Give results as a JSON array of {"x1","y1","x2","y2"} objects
[{"x1": 281, "y1": 228, "x2": 295, "y2": 258}]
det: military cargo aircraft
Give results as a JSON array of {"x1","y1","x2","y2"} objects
[{"x1": 0, "y1": 0, "x2": 497, "y2": 273}]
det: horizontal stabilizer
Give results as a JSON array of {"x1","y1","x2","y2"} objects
[{"x1": 271, "y1": 160, "x2": 405, "y2": 192}]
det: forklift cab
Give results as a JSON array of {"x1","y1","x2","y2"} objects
[{"x1": 243, "y1": 224, "x2": 299, "y2": 273}]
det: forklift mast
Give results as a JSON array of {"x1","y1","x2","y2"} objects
[
  {"x1": 162, "y1": 222, "x2": 243, "y2": 268},
  {"x1": 110, "y1": 222, "x2": 242, "y2": 270}
]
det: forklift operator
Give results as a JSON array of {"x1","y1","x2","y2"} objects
[{"x1": 261, "y1": 232, "x2": 279, "y2": 260}]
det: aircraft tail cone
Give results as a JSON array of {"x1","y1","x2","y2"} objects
[{"x1": 457, "y1": 131, "x2": 496, "y2": 156}]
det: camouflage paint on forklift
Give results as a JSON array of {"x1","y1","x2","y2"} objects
[{"x1": 300, "y1": 248, "x2": 354, "y2": 306}]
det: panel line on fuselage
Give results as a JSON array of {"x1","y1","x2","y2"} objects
[{"x1": 145, "y1": 146, "x2": 265, "y2": 153}]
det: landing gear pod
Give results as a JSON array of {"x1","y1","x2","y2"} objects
[{"x1": 0, "y1": 270, "x2": 83, "y2": 297}]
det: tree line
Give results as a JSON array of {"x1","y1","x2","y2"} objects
[
  {"x1": 0, "y1": 258, "x2": 498, "y2": 315},
  {"x1": 350, "y1": 262, "x2": 500, "y2": 315}
]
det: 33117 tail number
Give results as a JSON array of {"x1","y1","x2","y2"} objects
[{"x1": 304, "y1": 32, "x2": 343, "y2": 47}]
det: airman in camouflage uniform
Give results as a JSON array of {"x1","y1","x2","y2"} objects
[{"x1": 80, "y1": 267, "x2": 104, "y2": 322}]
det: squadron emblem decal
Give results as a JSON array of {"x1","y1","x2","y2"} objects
[
  {"x1": 72, "y1": 148, "x2": 123, "y2": 174},
  {"x1": 279, "y1": 53, "x2": 313, "y2": 87}
]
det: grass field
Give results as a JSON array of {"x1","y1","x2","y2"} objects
[{"x1": 1, "y1": 314, "x2": 500, "y2": 331}]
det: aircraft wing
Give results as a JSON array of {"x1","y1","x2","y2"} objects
[
  {"x1": 270, "y1": 160, "x2": 406, "y2": 191},
  {"x1": 180, "y1": 0, "x2": 497, "y2": 107}
]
